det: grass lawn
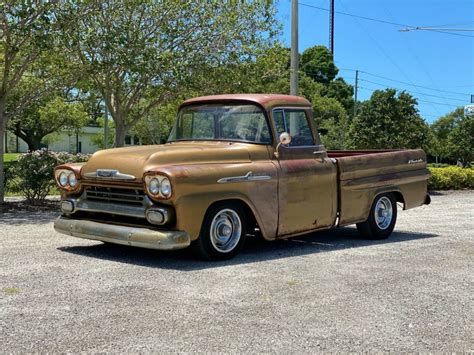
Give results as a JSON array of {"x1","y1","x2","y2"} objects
[{"x1": 3, "y1": 153, "x2": 19, "y2": 162}]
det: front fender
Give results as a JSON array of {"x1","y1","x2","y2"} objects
[{"x1": 158, "y1": 162, "x2": 279, "y2": 240}]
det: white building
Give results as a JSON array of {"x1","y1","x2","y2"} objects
[{"x1": 4, "y1": 126, "x2": 141, "y2": 154}]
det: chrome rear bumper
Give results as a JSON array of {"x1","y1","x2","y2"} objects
[{"x1": 54, "y1": 216, "x2": 190, "y2": 250}]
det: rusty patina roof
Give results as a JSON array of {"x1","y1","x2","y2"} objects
[{"x1": 181, "y1": 94, "x2": 311, "y2": 110}]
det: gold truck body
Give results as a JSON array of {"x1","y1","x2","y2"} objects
[{"x1": 54, "y1": 94, "x2": 430, "y2": 258}]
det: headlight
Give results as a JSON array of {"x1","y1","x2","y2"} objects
[
  {"x1": 144, "y1": 174, "x2": 172, "y2": 199},
  {"x1": 59, "y1": 172, "x2": 68, "y2": 187},
  {"x1": 148, "y1": 178, "x2": 160, "y2": 195},
  {"x1": 68, "y1": 173, "x2": 78, "y2": 187},
  {"x1": 160, "y1": 177, "x2": 172, "y2": 197},
  {"x1": 55, "y1": 168, "x2": 80, "y2": 190}
]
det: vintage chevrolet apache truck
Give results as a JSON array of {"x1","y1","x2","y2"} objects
[{"x1": 54, "y1": 94, "x2": 431, "y2": 260}]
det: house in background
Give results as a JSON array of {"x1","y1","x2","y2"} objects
[{"x1": 4, "y1": 126, "x2": 141, "y2": 154}]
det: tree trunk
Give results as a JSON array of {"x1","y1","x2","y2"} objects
[
  {"x1": 115, "y1": 121, "x2": 127, "y2": 147},
  {"x1": 0, "y1": 111, "x2": 5, "y2": 205},
  {"x1": 26, "y1": 136, "x2": 42, "y2": 152}
]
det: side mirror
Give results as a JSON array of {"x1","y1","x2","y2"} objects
[
  {"x1": 279, "y1": 132, "x2": 292, "y2": 145},
  {"x1": 274, "y1": 132, "x2": 291, "y2": 158}
]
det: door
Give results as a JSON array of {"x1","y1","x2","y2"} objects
[{"x1": 273, "y1": 108, "x2": 337, "y2": 236}]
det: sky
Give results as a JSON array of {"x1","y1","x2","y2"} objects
[{"x1": 276, "y1": 0, "x2": 474, "y2": 122}]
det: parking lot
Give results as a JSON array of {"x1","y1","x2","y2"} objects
[{"x1": 0, "y1": 191, "x2": 472, "y2": 352}]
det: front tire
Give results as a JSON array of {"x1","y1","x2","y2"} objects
[
  {"x1": 356, "y1": 193, "x2": 397, "y2": 240},
  {"x1": 191, "y1": 203, "x2": 247, "y2": 261}
]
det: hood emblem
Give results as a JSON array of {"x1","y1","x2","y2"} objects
[
  {"x1": 84, "y1": 169, "x2": 136, "y2": 181},
  {"x1": 408, "y1": 159, "x2": 424, "y2": 164},
  {"x1": 97, "y1": 169, "x2": 117, "y2": 177}
]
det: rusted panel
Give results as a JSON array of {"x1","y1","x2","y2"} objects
[
  {"x1": 276, "y1": 146, "x2": 337, "y2": 236},
  {"x1": 181, "y1": 94, "x2": 311, "y2": 111},
  {"x1": 159, "y1": 158, "x2": 279, "y2": 241},
  {"x1": 337, "y1": 149, "x2": 429, "y2": 225}
]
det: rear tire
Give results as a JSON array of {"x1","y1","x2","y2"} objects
[
  {"x1": 191, "y1": 202, "x2": 247, "y2": 261},
  {"x1": 356, "y1": 193, "x2": 397, "y2": 240}
]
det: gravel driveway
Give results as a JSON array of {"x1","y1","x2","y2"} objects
[{"x1": 1, "y1": 191, "x2": 472, "y2": 352}]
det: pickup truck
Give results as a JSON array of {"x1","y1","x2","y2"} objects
[{"x1": 54, "y1": 94, "x2": 431, "y2": 260}]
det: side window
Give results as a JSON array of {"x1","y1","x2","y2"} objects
[{"x1": 274, "y1": 109, "x2": 314, "y2": 147}]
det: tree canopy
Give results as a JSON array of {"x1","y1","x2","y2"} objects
[
  {"x1": 59, "y1": 1, "x2": 278, "y2": 146},
  {"x1": 349, "y1": 89, "x2": 431, "y2": 150}
]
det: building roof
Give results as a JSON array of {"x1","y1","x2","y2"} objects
[{"x1": 180, "y1": 94, "x2": 311, "y2": 110}]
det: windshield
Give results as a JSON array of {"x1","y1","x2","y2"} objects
[{"x1": 168, "y1": 104, "x2": 272, "y2": 144}]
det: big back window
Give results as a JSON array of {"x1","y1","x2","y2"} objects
[{"x1": 168, "y1": 104, "x2": 272, "y2": 144}]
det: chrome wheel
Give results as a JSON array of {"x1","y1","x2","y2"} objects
[
  {"x1": 210, "y1": 208, "x2": 242, "y2": 253},
  {"x1": 374, "y1": 196, "x2": 393, "y2": 230}
]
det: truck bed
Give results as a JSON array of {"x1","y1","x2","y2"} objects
[{"x1": 327, "y1": 149, "x2": 430, "y2": 226}]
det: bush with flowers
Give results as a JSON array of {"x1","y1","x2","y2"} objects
[{"x1": 7, "y1": 150, "x2": 90, "y2": 202}]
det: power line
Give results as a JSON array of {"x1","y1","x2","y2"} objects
[
  {"x1": 357, "y1": 87, "x2": 460, "y2": 107},
  {"x1": 298, "y1": 2, "x2": 411, "y2": 27},
  {"x1": 359, "y1": 71, "x2": 470, "y2": 96},
  {"x1": 298, "y1": 1, "x2": 474, "y2": 38},
  {"x1": 358, "y1": 78, "x2": 468, "y2": 103},
  {"x1": 337, "y1": 0, "x2": 442, "y2": 116},
  {"x1": 302, "y1": 69, "x2": 470, "y2": 102},
  {"x1": 381, "y1": 3, "x2": 452, "y2": 107}
]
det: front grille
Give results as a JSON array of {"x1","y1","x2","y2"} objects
[{"x1": 85, "y1": 186, "x2": 146, "y2": 207}]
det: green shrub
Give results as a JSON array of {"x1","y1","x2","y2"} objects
[
  {"x1": 3, "y1": 161, "x2": 15, "y2": 191},
  {"x1": 428, "y1": 166, "x2": 474, "y2": 190},
  {"x1": 9, "y1": 150, "x2": 90, "y2": 202}
]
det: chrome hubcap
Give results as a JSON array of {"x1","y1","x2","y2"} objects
[
  {"x1": 210, "y1": 209, "x2": 242, "y2": 253},
  {"x1": 374, "y1": 196, "x2": 393, "y2": 230}
]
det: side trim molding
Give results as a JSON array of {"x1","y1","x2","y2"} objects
[{"x1": 217, "y1": 171, "x2": 272, "y2": 184}]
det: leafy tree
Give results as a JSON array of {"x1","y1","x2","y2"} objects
[
  {"x1": 301, "y1": 45, "x2": 338, "y2": 84},
  {"x1": 311, "y1": 94, "x2": 348, "y2": 149},
  {"x1": 300, "y1": 45, "x2": 354, "y2": 114},
  {"x1": 59, "y1": 1, "x2": 278, "y2": 147},
  {"x1": 91, "y1": 117, "x2": 115, "y2": 150},
  {"x1": 8, "y1": 76, "x2": 88, "y2": 150},
  {"x1": 131, "y1": 100, "x2": 179, "y2": 145},
  {"x1": 447, "y1": 115, "x2": 473, "y2": 167},
  {"x1": 349, "y1": 89, "x2": 431, "y2": 149},
  {"x1": 0, "y1": 1, "x2": 61, "y2": 203},
  {"x1": 430, "y1": 107, "x2": 462, "y2": 162},
  {"x1": 323, "y1": 77, "x2": 354, "y2": 113}
]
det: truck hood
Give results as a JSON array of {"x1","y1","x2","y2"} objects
[{"x1": 81, "y1": 141, "x2": 252, "y2": 182}]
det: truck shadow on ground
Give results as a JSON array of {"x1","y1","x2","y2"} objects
[{"x1": 58, "y1": 227, "x2": 438, "y2": 271}]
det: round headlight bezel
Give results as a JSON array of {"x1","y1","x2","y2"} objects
[
  {"x1": 59, "y1": 172, "x2": 68, "y2": 187},
  {"x1": 144, "y1": 174, "x2": 173, "y2": 199},
  {"x1": 55, "y1": 168, "x2": 80, "y2": 191},
  {"x1": 68, "y1": 172, "x2": 78, "y2": 187},
  {"x1": 148, "y1": 177, "x2": 161, "y2": 195},
  {"x1": 160, "y1": 177, "x2": 172, "y2": 198}
]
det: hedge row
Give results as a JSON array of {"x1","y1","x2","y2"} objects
[{"x1": 428, "y1": 166, "x2": 474, "y2": 190}]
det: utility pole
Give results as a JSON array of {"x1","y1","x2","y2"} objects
[
  {"x1": 329, "y1": 0, "x2": 335, "y2": 54},
  {"x1": 104, "y1": 98, "x2": 109, "y2": 149},
  {"x1": 290, "y1": 0, "x2": 299, "y2": 96},
  {"x1": 353, "y1": 70, "x2": 359, "y2": 118}
]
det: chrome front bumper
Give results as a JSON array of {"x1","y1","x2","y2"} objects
[{"x1": 54, "y1": 216, "x2": 191, "y2": 250}]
